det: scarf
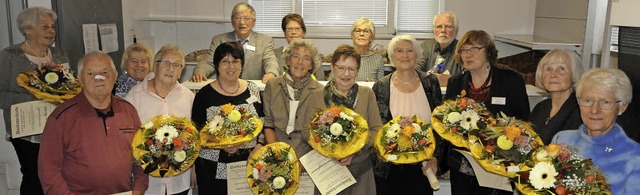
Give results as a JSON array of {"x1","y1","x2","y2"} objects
[
  {"x1": 323, "y1": 80, "x2": 359, "y2": 109},
  {"x1": 284, "y1": 72, "x2": 311, "y2": 101}
]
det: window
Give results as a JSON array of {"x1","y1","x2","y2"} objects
[{"x1": 250, "y1": 0, "x2": 441, "y2": 36}]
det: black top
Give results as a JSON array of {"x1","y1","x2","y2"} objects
[
  {"x1": 529, "y1": 92, "x2": 582, "y2": 145},
  {"x1": 191, "y1": 81, "x2": 264, "y2": 130}
]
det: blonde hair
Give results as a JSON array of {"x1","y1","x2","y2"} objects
[
  {"x1": 352, "y1": 18, "x2": 376, "y2": 40},
  {"x1": 120, "y1": 43, "x2": 154, "y2": 71}
]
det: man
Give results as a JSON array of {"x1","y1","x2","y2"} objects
[
  {"x1": 416, "y1": 11, "x2": 461, "y2": 86},
  {"x1": 38, "y1": 51, "x2": 148, "y2": 194},
  {"x1": 190, "y1": 2, "x2": 279, "y2": 83}
]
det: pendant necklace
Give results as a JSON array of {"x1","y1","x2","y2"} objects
[{"x1": 218, "y1": 80, "x2": 240, "y2": 94}]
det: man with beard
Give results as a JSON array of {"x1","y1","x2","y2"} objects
[{"x1": 416, "y1": 12, "x2": 461, "y2": 87}]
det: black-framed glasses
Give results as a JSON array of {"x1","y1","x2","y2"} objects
[
  {"x1": 457, "y1": 46, "x2": 485, "y2": 54},
  {"x1": 577, "y1": 97, "x2": 622, "y2": 110},
  {"x1": 159, "y1": 60, "x2": 184, "y2": 69}
]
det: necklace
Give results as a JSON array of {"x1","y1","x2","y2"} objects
[
  {"x1": 25, "y1": 41, "x2": 46, "y2": 58},
  {"x1": 218, "y1": 80, "x2": 240, "y2": 94},
  {"x1": 394, "y1": 72, "x2": 417, "y2": 85}
]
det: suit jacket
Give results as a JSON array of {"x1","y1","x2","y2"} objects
[
  {"x1": 262, "y1": 75, "x2": 324, "y2": 158},
  {"x1": 416, "y1": 39, "x2": 461, "y2": 75},
  {"x1": 195, "y1": 31, "x2": 279, "y2": 80}
]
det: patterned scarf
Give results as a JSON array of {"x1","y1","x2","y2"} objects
[
  {"x1": 284, "y1": 72, "x2": 311, "y2": 101},
  {"x1": 323, "y1": 80, "x2": 359, "y2": 109}
]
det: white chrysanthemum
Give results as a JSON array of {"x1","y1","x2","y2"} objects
[
  {"x1": 460, "y1": 110, "x2": 480, "y2": 130},
  {"x1": 273, "y1": 176, "x2": 286, "y2": 189},
  {"x1": 386, "y1": 124, "x2": 400, "y2": 138},
  {"x1": 63, "y1": 70, "x2": 75, "y2": 82},
  {"x1": 228, "y1": 110, "x2": 242, "y2": 122},
  {"x1": 207, "y1": 115, "x2": 224, "y2": 133},
  {"x1": 412, "y1": 123, "x2": 422, "y2": 134},
  {"x1": 155, "y1": 124, "x2": 179, "y2": 144},
  {"x1": 174, "y1": 150, "x2": 187, "y2": 162},
  {"x1": 446, "y1": 112, "x2": 462, "y2": 123},
  {"x1": 143, "y1": 121, "x2": 154, "y2": 129},
  {"x1": 339, "y1": 112, "x2": 354, "y2": 121},
  {"x1": 529, "y1": 161, "x2": 558, "y2": 190},
  {"x1": 330, "y1": 123, "x2": 343, "y2": 136},
  {"x1": 44, "y1": 72, "x2": 59, "y2": 84},
  {"x1": 252, "y1": 168, "x2": 260, "y2": 179}
]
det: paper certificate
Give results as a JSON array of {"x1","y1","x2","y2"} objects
[
  {"x1": 299, "y1": 150, "x2": 356, "y2": 195},
  {"x1": 455, "y1": 149, "x2": 513, "y2": 191},
  {"x1": 295, "y1": 172, "x2": 315, "y2": 195},
  {"x1": 226, "y1": 161, "x2": 252, "y2": 195},
  {"x1": 10, "y1": 101, "x2": 57, "y2": 138}
]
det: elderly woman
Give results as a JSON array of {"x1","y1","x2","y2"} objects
[
  {"x1": 309, "y1": 44, "x2": 382, "y2": 194},
  {"x1": 371, "y1": 35, "x2": 444, "y2": 195},
  {"x1": 276, "y1": 14, "x2": 324, "y2": 80},
  {"x1": 445, "y1": 30, "x2": 529, "y2": 195},
  {"x1": 351, "y1": 18, "x2": 385, "y2": 81},
  {"x1": 114, "y1": 43, "x2": 154, "y2": 98},
  {"x1": 530, "y1": 49, "x2": 583, "y2": 144},
  {"x1": 552, "y1": 68, "x2": 640, "y2": 194},
  {"x1": 0, "y1": 7, "x2": 68, "y2": 195},
  {"x1": 190, "y1": 41, "x2": 265, "y2": 194},
  {"x1": 124, "y1": 45, "x2": 193, "y2": 195},
  {"x1": 263, "y1": 39, "x2": 323, "y2": 159}
]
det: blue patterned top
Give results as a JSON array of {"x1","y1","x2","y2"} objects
[{"x1": 114, "y1": 74, "x2": 139, "y2": 98}]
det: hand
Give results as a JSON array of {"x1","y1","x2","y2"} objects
[
  {"x1": 132, "y1": 190, "x2": 144, "y2": 195},
  {"x1": 421, "y1": 158, "x2": 438, "y2": 176},
  {"x1": 190, "y1": 168, "x2": 197, "y2": 189},
  {"x1": 249, "y1": 144, "x2": 263, "y2": 159},
  {"x1": 190, "y1": 72, "x2": 207, "y2": 82},
  {"x1": 435, "y1": 74, "x2": 450, "y2": 87},
  {"x1": 261, "y1": 73, "x2": 276, "y2": 83},
  {"x1": 337, "y1": 155, "x2": 354, "y2": 166},
  {"x1": 223, "y1": 146, "x2": 239, "y2": 154}
]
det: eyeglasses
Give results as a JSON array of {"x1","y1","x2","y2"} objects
[
  {"x1": 435, "y1": 24, "x2": 455, "y2": 31},
  {"x1": 457, "y1": 46, "x2": 485, "y2": 55},
  {"x1": 220, "y1": 59, "x2": 242, "y2": 66},
  {"x1": 233, "y1": 16, "x2": 254, "y2": 23},
  {"x1": 290, "y1": 54, "x2": 312, "y2": 63},
  {"x1": 353, "y1": 28, "x2": 372, "y2": 35},
  {"x1": 159, "y1": 60, "x2": 184, "y2": 69},
  {"x1": 577, "y1": 97, "x2": 622, "y2": 110},
  {"x1": 334, "y1": 65, "x2": 357, "y2": 75},
  {"x1": 286, "y1": 27, "x2": 302, "y2": 32}
]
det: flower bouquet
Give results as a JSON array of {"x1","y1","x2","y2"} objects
[
  {"x1": 431, "y1": 96, "x2": 492, "y2": 149},
  {"x1": 200, "y1": 103, "x2": 263, "y2": 149},
  {"x1": 247, "y1": 142, "x2": 300, "y2": 195},
  {"x1": 468, "y1": 112, "x2": 544, "y2": 177},
  {"x1": 16, "y1": 63, "x2": 81, "y2": 103},
  {"x1": 132, "y1": 115, "x2": 201, "y2": 177},
  {"x1": 374, "y1": 116, "x2": 436, "y2": 164},
  {"x1": 308, "y1": 105, "x2": 369, "y2": 159},
  {"x1": 513, "y1": 144, "x2": 611, "y2": 195}
]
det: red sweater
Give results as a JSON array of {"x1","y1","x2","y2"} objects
[{"x1": 39, "y1": 93, "x2": 148, "y2": 194}]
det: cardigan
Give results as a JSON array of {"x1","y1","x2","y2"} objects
[{"x1": 529, "y1": 92, "x2": 582, "y2": 144}]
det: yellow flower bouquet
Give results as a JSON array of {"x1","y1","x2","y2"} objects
[
  {"x1": 247, "y1": 142, "x2": 300, "y2": 195},
  {"x1": 200, "y1": 103, "x2": 263, "y2": 149},
  {"x1": 132, "y1": 115, "x2": 201, "y2": 177},
  {"x1": 513, "y1": 144, "x2": 610, "y2": 195},
  {"x1": 308, "y1": 105, "x2": 369, "y2": 159},
  {"x1": 17, "y1": 63, "x2": 81, "y2": 103},
  {"x1": 431, "y1": 96, "x2": 492, "y2": 149},
  {"x1": 374, "y1": 116, "x2": 436, "y2": 164}
]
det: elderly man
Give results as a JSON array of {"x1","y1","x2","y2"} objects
[
  {"x1": 38, "y1": 51, "x2": 148, "y2": 195},
  {"x1": 416, "y1": 11, "x2": 461, "y2": 86},
  {"x1": 190, "y1": 2, "x2": 279, "y2": 83}
]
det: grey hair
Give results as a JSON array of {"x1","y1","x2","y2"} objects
[
  {"x1": 387, "y1": 34, "x2": 423, "y2": 66},
  {"x1": 535, "y1": 49, "x2": 583, "y2": 89},
  {"x1": 433, "y1": 11, "x2": 459, "y2": 31},
  {"x1": 231, "y1": 2, "x2": 256, "y2": 20},
  {"x1": 284, "y1": 39, "x2": 320, "y2": 73},
  {"x1": 17, "y1": 7, "x2": 57, "y2": 37},
  {"x1": 77, "y1": 51, "x2": 118, "y2": 80},
  {"x1": 576, "y1": 68, "x2": 632, "y2": 104},
  {"x1": 154, "y1": 44, "x2": 185, "y2": 66},
  {"x1": 352, "y1": 17, "x2": 376, "y2": 40}
]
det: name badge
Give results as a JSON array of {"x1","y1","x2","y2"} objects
[
  {"x1": 245, "y1": 44, "x2": 256, "y2": 52},
  {"x1": 491, "y1": 97, "x2": 506, "y2": 105}
]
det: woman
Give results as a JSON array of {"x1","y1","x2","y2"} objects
[
  {"x1": 191, "y1": 41, "x2": 265, "y2": 194},
  {"x1": 313, "y1": 44, "x2": 382, "y2": 194},
  {"x1": 552, "y1": 68, "x2": 640, "y2": 194},
  {"x1": 0, "y1": 7, "x2": 68, "y2": 195},
  {"x1": 263, "y1": 39, "x2": 323, "y2": 158},
  {"x1": 351, "y1": 18, "x2": 385, "y2": 82},
  {"x1": 115, "y1": 43, "x2": 154, "y2": 98},
  {"x1": 371, "y1": 35, "x2": 444, "y2": 195},
  {"x1": 276, "y1": 14, "x2": 324, "y2": 80},
  {"x1": 530, "y1": 49, "x2": 583, "y2": 144},
  {"x1": 124, "y1": 45, "x2": 193, "y2": 195},
  {"x1": 445, "y1": 30, "x2": 530, "y2": 195}
]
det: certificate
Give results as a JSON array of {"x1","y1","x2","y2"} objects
[
  {"x1": 10, "y1": 101, "x2": 57, "y2": 138},
  {"x1": 455, "y1": 149, "x2": 512, "y2": 191},
  {"x1": 295, "y1": 172, "x2": 316, "y2": 195},
  {"x1": 299, "y1": 150, "x2": 356, "y2": 195},
  {"x1": 226, "y1": 161, "x2": 252, "y2": 195}
]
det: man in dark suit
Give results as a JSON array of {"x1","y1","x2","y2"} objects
[{"x1": 190, "y1": 2, "x2": 279, "y2": 83}]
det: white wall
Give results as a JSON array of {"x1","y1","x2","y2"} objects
[{"x1": 610, "y1": 0, "x2": 640, "y2": 27}]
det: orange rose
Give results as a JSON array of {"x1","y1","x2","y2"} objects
[
  {"x1": 586, "y1": 175, "x2": 596, "y2": 183},
  {"x1": 173, "y1": 137, "x2": 183, "y2": 148},
  {"x1": 505, "y1": 124, "x2": 521, "y2": 141},
  {"x1": 401, "y1": 125, "x2": 415, "y2": 137},
  {"x1": 459, "y1": 98, "x2": 468, "y2": 109},
  {"x1": 547, "y1": 144, "x2": 561, "y2": 158},
  {"x1": 555, "y1": 185, "x2": 567, "y2": 195},
  {"x1": 220, "y1": 103, "x2": 235, "y2": 115},
  {"x1": 486, "y1": 144, "x2": 495, "y2": 153},
  {"x1": 328, "y1": 106, "x2": 341, "y2": 117}
]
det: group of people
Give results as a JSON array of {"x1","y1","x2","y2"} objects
[{"x1": 1, "y1": 3, "x2": 639, "y2": 195}]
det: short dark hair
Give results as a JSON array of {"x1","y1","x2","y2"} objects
[
  {"x1": 213, "y1": 42, "x2": 244, "y2": 75},
  {"x1": 281, "y1": 14, "x2": 306, "y2": 33},
  {"x1": 454, "y1": 30, "x2": 498, "y2": 66},
  {"x1": 331, "y1": 44, "x2": 362, "y2": 69}
]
